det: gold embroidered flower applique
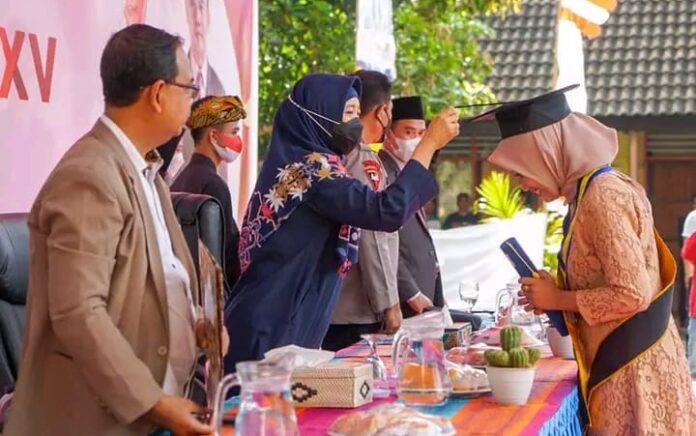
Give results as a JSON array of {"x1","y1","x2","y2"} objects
[{"x1": 263, "y1": 153, "x2": 340, "y2": 212}]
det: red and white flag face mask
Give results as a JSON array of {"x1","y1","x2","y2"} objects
[{"x1": 212, "y1": 131, "x2": 243, "y2": 163}]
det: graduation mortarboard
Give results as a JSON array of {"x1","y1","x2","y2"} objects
[
  {"x1": 392, "y1": 96, "x2": 425, "y2": 121},
  {"x1": 463, "y1": 84, "x2": 579, "y2": 139}
]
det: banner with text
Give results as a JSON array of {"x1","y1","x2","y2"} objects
[{"x1": 1, "y1": 0, "x2": 257, "y2": 216}]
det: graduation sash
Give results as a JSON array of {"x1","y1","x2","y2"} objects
[{"x1": 557, "y1": 167, "x2": 677, "y2": 430}]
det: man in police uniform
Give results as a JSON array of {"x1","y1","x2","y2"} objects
[{"x1": 323, "y1": 70, "x2": 402, "y2": 351}]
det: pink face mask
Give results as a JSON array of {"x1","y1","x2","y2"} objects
[{"x1": 212, "y1": 131, "x2": 243, "y2": 163}]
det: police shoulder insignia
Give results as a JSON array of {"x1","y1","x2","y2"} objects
[{"x1": 362, "y1": 159, "x2": 382, "y2": 191}]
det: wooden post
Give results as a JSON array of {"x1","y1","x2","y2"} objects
[
  {"x1": 471, "y1": 134, "x2": 479, "y2": 198},
  {"x1": 629, "y1": 131, "x2": 639, "y2": 179}
]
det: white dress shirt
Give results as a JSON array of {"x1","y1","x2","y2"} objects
[
  {"x1": 684, "y1": 209, "x2": 696, "y2": 238},
  {"x1": 101, "y1": 115, "x2": 197, "y2": 396}
]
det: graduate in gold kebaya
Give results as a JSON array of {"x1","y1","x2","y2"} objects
[{"x1": 478, "y1": 86, "x2": 696, "y2": 435}]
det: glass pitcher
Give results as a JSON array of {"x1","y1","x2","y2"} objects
[
  {"x1": 212, "y1": 354, "x2": 299, "y2": 436},
  {"x1": 495, "y1": 282, "x2": 518, "y2": 325},
  {"x1": 391, "y1": 316, "x2": 451, "y2": 406},
  {"x1": 495, "y1": 282, "x2": 544, "y2": 339}
]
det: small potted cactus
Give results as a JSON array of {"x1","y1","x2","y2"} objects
[{"x1": 484, "y1": 326, "x2": 541, "y2": 405}]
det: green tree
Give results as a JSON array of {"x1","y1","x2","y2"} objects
[
  {"x1": 259, "y1": 0, "x2": 521, "y2": 155},
  {"x1": 259, "y1": 0, "x2": 356, "y2": 139},
  {"x1": 392, "y1": 0, "x2": 519, "y2": 117}
]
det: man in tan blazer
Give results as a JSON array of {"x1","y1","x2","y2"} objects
[{"x1": 5, "y1": 25, "x2": 214, "y2": 436}]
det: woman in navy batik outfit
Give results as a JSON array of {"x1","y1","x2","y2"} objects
[{"x1": 224, "y1": 73, "x2": 459, "y2": 373}]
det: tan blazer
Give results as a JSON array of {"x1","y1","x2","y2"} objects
[{"x1": 4, "y1": 121, "x2": 200, "y2": 436}]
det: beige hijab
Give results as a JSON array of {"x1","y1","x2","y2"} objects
[{"x1": 487, "y1": 113, "x2": 619, "y2": 203}]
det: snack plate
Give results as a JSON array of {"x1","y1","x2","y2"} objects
[
  {"x1": 329, "y1": 429, "x2": 456, "y2": 436},
  {"x1": 450, "y1": 386, "x2": 492, "y2": 398}
]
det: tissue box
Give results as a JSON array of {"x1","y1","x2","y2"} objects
[
  {"x1": 291, "y1": 361, "x2": 373, "y2": 408},
  {"x1": 443, "y1": 322, "x2": 473, "y2": 350}
]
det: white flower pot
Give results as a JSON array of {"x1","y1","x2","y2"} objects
[
  {"x1": 547, "y1": 327, "x2": 575, "y2": 360},
  {"x1": 485, "y1": 366, "x2": 535, "y2": 405}
]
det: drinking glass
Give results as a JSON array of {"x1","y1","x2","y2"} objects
[{"x1": 458, "y1": 281, "x2": 480, "y2": 312}]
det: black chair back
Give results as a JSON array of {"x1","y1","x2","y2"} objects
[
  {"x1": 0, "y1": 214, "x2": 29, "y2": 391},
  {"x1": 170, "y1": 192, "x2": 226, "y2": 280},
  {"x1": 170, "y1": 193, "x2": 227, "y2": 406}
]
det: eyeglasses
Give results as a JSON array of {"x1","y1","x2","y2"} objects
[{"x1": 167, "y1": 80, "x2": 200, "y2": 99}]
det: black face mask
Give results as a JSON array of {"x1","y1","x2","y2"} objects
[
  {"x1": 287, "y1": 95, "x2": 363, "y2": 155},
  {"x1": 361, "y1": 106, "x2": 391, "y2": 154},
  {"x1": 377, "y1": 116, "x2": 391, "y2": 145},
  {"x1": 329, "y1": 117, "x2": 363, "y2": 156}
]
